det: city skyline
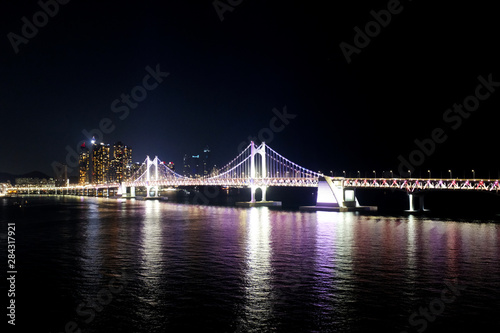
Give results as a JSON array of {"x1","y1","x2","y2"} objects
[
  {"x1": 77, "y1": 139, "x2": 133, "y2": 185},
  {"x1": 75, "y1": 138, "x2": 217, "y2": 182}
]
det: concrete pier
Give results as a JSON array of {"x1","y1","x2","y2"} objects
[
  {"x1": 404, "y1": 193, "x2": 429, "y2": 213},
  {"x1": 300, "y1": 177, "x2": 377, "y2": 212}
]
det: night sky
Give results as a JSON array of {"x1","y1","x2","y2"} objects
[{"x1": 1, "y1": 1, "x2": 499, "y2": 178}]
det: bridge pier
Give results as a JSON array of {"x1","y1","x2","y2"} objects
[
  {"x1": 261, "y1": 186, "x2": 267, "y2": 202},
  {"x1": 249, "y1": 185, "x2": 268, "y2": 203},
  {"x1": 420, "y1": 195, "x2": 425, "y2": 211},
  {"x1": 238, "y1": 185, "x2": 280, "y2": 207},
  {"x1": 144, "y1": 186, "x2": 160, "y2": 200},
  {"x1": 405, "y1": 193, "x2": 427, "y2": 213},
  {"x1": 407, "y1": 193, "x2": 416, "y2": 212},
  {"x1": 300, "y1": 177, "x2": 377, "y2": 212},
  {"x1": 120, "y1": 183, "x2": 127, "y2": 197}
]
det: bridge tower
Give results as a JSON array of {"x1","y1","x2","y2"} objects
[
  {"x1": 250, "y1": 141, "x2": 267, "y2": 202},
  {"x1": 145, "y1": 156, "x2": 160, "y2": 198},
  {"x1": 146, "y1": 155, "x2": 151, "y2": 197}
]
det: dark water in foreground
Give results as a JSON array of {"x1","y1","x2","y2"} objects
[{"x1": 1, "y1": 196, "x2": 500, "y2": 332}]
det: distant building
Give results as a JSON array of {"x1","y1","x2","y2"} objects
[
  {"x1": 167, "y1": 162, "x2": 175, "y2": 172},
  {"x1": 92, "y1": 143, "x2": 110, "y2": 183},
  {"x1": 183, "y1": 154, "x2": 190, "y2": 177},
  {"x1": 123, "y1": 145, "x2": 132, "y2": 180},
  {"x1": 202, "y1": 146, "x2": 211, "y2": 177},
  {"x1": 130, "y1": 162, "x2": 141, "y2": 179},
  {"x1": 183, "y1": 146, "x2": 212, "y2": 178},
  {"x1": 183, "y1": 155, "x2": 200, "y2": 178},
  {"x1": 109, "y1": 142, "x2": 132, "y2": 183},
  {"x1": 0, "y1": 183, "x2": 8, "y2": 196},
  {"x1": 210, "y1": 165, "x2": 218, "y2": 177},
  {"x1": 79, "y1": 142, "x2": 90, "y2": 184},
  {"x1": 56, "y1": 164, "x2": 68, "y2": 187},
  {"x1": 16, "y1": 177, "x2": 56, "y2": 187}
]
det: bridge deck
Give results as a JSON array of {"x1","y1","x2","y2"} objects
[{"x1": 343, "y1": 178, "x2": 500, "y2": 192}]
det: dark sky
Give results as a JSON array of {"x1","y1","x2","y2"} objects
[{"x1": 1, "y1": 0, "x2": 499, "y2": 178}]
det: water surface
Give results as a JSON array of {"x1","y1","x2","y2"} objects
[{"x1": 2, "y1": 196, "x2": 499, "y2": 332}]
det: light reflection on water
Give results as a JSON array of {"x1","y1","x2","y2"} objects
[
  {"x1": 238, "y1": 207, "x2": 273, "y2": 332},
  {"x1": 80, "y1": 200, "x2": 103, "y2": 293},
  {"x1": 4, "y1": 196, "x2": 500, "y2": 333},
  {"x1": 140, "y1": 200, "x2": 164, "y2": 305}
]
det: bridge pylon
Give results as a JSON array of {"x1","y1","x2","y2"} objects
[{"x1": 249, "y1": 141, "x2": 267, "y2": 203}]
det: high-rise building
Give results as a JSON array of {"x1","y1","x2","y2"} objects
[
  {"x1": 167, "y1": 162, "x2": 175, "y2": 172},
  {"x1": 183, "y1": 154, "x2": 190, "y2": 177},
  {"x1": 123, "y1": 145, "x2": 132, "y2": 180},
  {"x1": 110, "y1": 142, "x2": 132, "y2": 183},
  {"x1": 92, "y1": 143, "x2": 110, "y2": 183},
  {"x1": 183, "y1": 146, "x2": 212, "y2": 178},
  {"x1": 79, "y1": 142, "x2": 90, "y2": 184},
  {"x1": 130, "y1": 162, "x2": 141, "y2": 178},
  {"x1": 190, "y1": 155, "x2": 200, "y2": 177},
  {"x1": 90, "y1": 137, "x2": 97, "y2": 183},
  {"x1": 182, "y1": 154, "x2": 200, "y2": 177},
  {"x1": 54, "y1": 164, "x2": 69, "y2": 187},
  {"x1": 202, "y1": 146, "x2": 211, "y2": 177}
]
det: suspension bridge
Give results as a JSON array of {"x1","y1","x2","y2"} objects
[
  {"x1": 121, "y1": 142, "x2": 320, "y2": 203},
  {"x1": 3, "y1": 141, "x2": 499, "y2": 211}
]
